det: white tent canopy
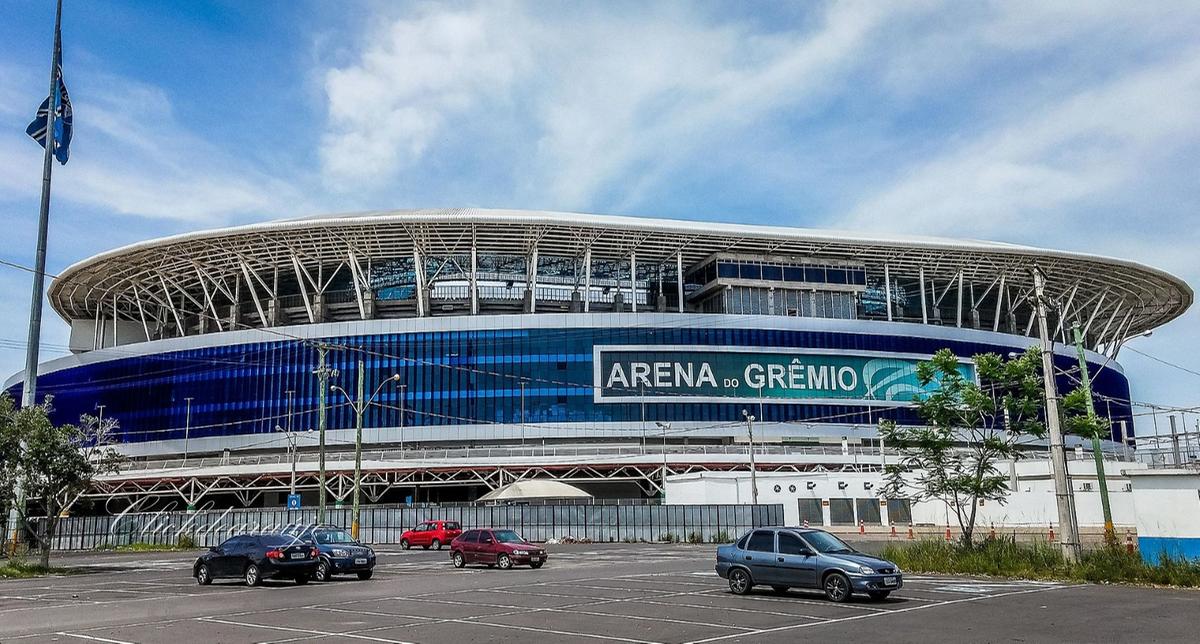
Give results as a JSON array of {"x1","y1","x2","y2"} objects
[{"x1": 477, "y1": 479, "x2": 592, "y2": 503}]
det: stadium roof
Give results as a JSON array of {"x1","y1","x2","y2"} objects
[{"x1": 49, "y1": 208, "x2": 1191, "y2": 348}]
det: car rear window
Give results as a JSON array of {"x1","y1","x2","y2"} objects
[
  {"x1": 746, "y1": 530, "x2": 775, "y2": 552},
  {"x1": 445, "y1": 522, "x2": 461, "y2": 530},
  {"x1": 260, "y1": 534, "x2": 304, "y2": 547}
]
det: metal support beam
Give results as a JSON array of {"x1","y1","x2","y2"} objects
[
  {"x1": 528, "y1": 247, "x2": 538, "y2": 313},
  {"x1": 993, "y1": 274, "x2": 1006, "y2": 332},
  {"x1": 583, "y1": 248, "x2": 592, "y2": 313},
  {"x1": 470, "y1": 240, "x2": 479, "y2": 315},
  {"x1": 676, "y1": 252, "x2": 684, "y2": 313},
  {"x1": 630, "y1": 252, "x2": 637, "y2": 313},
  {"x1": 955, "y1": 271, "x2": 964, "y2": 328},
  {"x1": 412, "y1": 248, "x2": 425, "y2": 317},
  {"x1": 918, "y1": 266, "x2": 927, "y2": 325},
  {"x1": 883, "y1": 263, "x2": 893, "y2": 321}
]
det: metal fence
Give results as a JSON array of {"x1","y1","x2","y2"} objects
[{"x1": 34, "y1": 503, "x2": 784, "y2": 551}]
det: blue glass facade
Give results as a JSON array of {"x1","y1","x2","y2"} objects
[{"x1": 6, "y1": 324, "x2": 1133, "y2": 446}]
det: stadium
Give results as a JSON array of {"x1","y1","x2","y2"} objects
[{"x1": 4, "y1": 208, "x2": 1192, "y2": 509}]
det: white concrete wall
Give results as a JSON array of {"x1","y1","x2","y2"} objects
[
  {"x1": 665, "y1": 459, "x2": 1143, "y2": 529},
  {"x1": 1129, "y1": 471, "x2": 1200, "y2": 539}
]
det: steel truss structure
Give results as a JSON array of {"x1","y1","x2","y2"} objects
[
  {"x1": 49, "y1": 209, "x2": 1190, "y2": 357},
  {"x1": 79, "y1": 457, "x2": 876, "y2": 511}
]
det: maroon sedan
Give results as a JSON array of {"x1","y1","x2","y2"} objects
[{"x1": 450, "y1": 529, "x2": 547, "y2": 569}]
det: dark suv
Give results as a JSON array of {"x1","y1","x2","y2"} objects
[
  {"x1": 194, "y1": 533, "x2": 319, "y2": 586},
  {"x1": 286, "y1": 524, "x2": 377, "y2": 581}
]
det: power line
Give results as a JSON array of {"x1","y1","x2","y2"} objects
[{"x1": 1123, "y1": 346, "x2": 1200, "y2": 379}]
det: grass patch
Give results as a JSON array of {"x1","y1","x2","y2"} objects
[
  {"x1": 880, "y1": 537, "x2": 1200, "y2": 587},
  {"x1": 102, "y1": 541, "x2": 199, "y2": 553},
  {"x1": 0, "y1": 559, "x2": 71, "y2": 579}
]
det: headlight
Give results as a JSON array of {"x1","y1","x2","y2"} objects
[
  {"x1": 331, "y1": 548, "x2": 349, "y2": 557},
  {"x1": 857, "y1": 565, "x2": 875, "y2": 574},
  {"x1": 513, "y1": 549, "x2": 529, "y2": 555},
  {"x1": 894, "y1": 566, "x2": 902, "y2": 574}
]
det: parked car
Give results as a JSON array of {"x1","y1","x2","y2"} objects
[
  {"x1": 400, "y1": 520, "x2": 462, "y2": 550},
  {"x1": 194, "y1": 533, "x2": 319, "y2": 586},
  {"x1": 286, "y1": 524, "x2": 377, "y2": 581},
  {"x1": 449, "y1": 529, "x2": 547, "y2": 569},
  {"x1": 715, "y1": 527, "x2": 902, "y2": 602}
]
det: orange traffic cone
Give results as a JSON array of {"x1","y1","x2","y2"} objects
[
  {"x1": 907, "y1": 523, "x2": 914, "y2": 540},
  {"x1": 1049, "y1": 524, "x2": 1056, "y2": 542},
  {"x1": 859, "y1": 520, "x2": 866, "y2": 535},
  {"x1": 1125, "y1": 530, "x2": 1135, "y2": 555},
  {"x1": 890, "y1": 525, "x2": 897, "y2": 538},
  {"x1": 944, "y1": 525, "x2": 952, "y2": 541}
]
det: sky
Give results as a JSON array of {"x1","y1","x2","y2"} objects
[{"x1": 0, "y1": 0, "x2": 1197, "y2": 434}]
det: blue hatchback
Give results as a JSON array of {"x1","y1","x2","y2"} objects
[{"x1": 716, "y1": 527, "x2": 902, "y2": 602}]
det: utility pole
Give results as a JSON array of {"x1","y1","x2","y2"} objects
[
  {"x1": 1073, "y1": 323, "x2": 1115, "y2": 544},
  {"x1": 313, "y1": 344, "x2": 332, "y2": 524},
  {"x1": 655, "y1": 422, "x2": 671, "y2": 495},
  {"x1": 741, "y1": 410, "x2": 759, "y2": 505},
  {"x1": 1033, "y1": 268, "x2": 1080, "y2": 563},
  {"x1": 182, "y1": 397, "x2": 193, "y2": 466},
  {"x1": 330, "y1": 361, "x2": 398, "y2": 541}
]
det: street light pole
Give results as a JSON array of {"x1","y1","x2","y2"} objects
[
  {"x1": 275, "y1": 425, "x2": 298, "y2": 497},
  {"x1": 313, "y1": 344, "x2": 334, "y2": 524},
  {"x1": 1033, "y1": 268, "x2": 1080, "y2": 563},
  {"x1": 741, "y1": 410, "x2": 759, "y2": 505},
  {"x1": 655, "y1": 422, "x2": 670, "y2": 496},
  {"x1": 398, "y1": 383, "x2": 407, "y2": 457},
  {"x1": 1073, "y1": 323, "x2": 1115, "y2": 544},
  {"x1": 519, "y1": 380, "x2": 526, "y2": 446}
]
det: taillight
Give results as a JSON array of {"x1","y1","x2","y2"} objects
[
  {"x1": 310, "y1": 547, "x2": 319, "y2": 558},
  {"x1": 266, "y1": 549, "x2": 284, "y2": 560}
]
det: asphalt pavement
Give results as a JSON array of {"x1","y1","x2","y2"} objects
[{"x1": 0, "y1": 543, "x2": 1195, "y2": 643}]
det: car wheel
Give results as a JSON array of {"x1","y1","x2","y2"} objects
[
  {"x1": 401, "y1": 539, "x2": 410, "y2": 550},
  {"x1": 244, "y1": 563, "x2": 262, "y2": 587},
  {"x1": 196, "y1": 563, "x2": 212, "y2": 586},
  {"x1": 497, "y1": 554, "x2": 513, "y2": 570},
  {"x1": 315, "y1": 558, "x2": 332, "y2": 582},
  {"x1": 356, "y1": 570, "x2": 373, "y2": 581},
  {"x1": 824, "y1": 572, "x2": 852, "y2": 603},
  {"x1": 432, "y1": 539, "x2": 442, "y2": 550},
  {"x1": 452, "y1": 552, "x2": 466, "y2": 568},
  {"x1": 727, "y1": 568, "x2": 752, "y2": 595},
  {"x1": 530, "y1": 561, "x2": 544, "y2": 569},
  {"x1": 295, "y1": 574, "x2": 310, "y2": 585},
  {"x1": 771, "y1": 585, "x2": 789, "y2": 594},
  {"x1": 867, "y1": 590, "x2": 890, "y2": 601}
]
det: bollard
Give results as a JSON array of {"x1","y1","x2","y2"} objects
[
  {"x1": 859, "y1": 520, "x2": 865, "y2": 535},
  {"x1": 944, "y1": 525, "x2": 952, "y2": 541},
  {"x1": 990, "y1": 524, "x2": 996, "y2": 539},
  {"x1": 907, "y1": 523, "x2": 915, "y2": 540},
  {"x1": 890, "y1": 525, "x2": 897, "y2": 538},
  {"x1": 1125, "y1": 530, "x2": 1135, "y2": 555},
  {"x1": 1049, "y1": 524, "x2": 1056, "y2": 542}
]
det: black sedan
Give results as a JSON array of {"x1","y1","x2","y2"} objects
[{"x1": 194, "y1": 533, "x2": 319, "y2": 586}]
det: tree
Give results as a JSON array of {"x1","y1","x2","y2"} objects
[
  {"x1": 0, "y1": 393, "x2": 123, "y2": 567},
  {"x1": 880, "y1": 347, "x2": 1047, "y2": 547}
]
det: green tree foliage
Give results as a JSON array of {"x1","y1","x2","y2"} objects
[
  {"x1": 880, "y1": 347, "x2": 1047, "y2": 546},
  {"x1": 0, "y1": 393, "x2": 123, "y2": 566}
]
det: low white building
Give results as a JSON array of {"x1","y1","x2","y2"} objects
[
  {"x1": 1127, "y1": 469, "x2": 1200, "y2": 562},
  {"x1": 666, "y1": 458, "x2": 1147, "y2": 530}
]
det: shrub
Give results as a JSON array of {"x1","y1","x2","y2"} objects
[
  {"x1": 711, "y1": 530, "x2": 732, "y2": 544},
  {"x1": 177, "y1": 534, "x2": 197, "y2": 549},
  {"x1": 687, "y1": 531, "x2": 704, "y2": 544}
]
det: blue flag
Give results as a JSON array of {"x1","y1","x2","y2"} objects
[{"x1": 27, "y1": 62, "x2": 72, "y2": 165}]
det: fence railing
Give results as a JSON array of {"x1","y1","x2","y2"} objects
[{"x1": 33, "y1": 503, "x2": 785, "y2": 551}]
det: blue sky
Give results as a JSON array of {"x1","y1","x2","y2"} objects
[{"x1": 0, "y1": 0, "x2": 1197, "y2": 432}]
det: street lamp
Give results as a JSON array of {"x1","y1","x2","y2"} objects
[
  {"x1": 182, "y1": 397, "x2": 193, "y2": 466},
  {"x1": 741, "y1": 410, "x2": 759, "y2": 505},
  {"x1": 330, "y1": 359, "x2": 400, "y2": 540},
  {"x1": 655, "y1": 422, "x2": 671, "y2": 494},
  {"x1": 275, "y1": 424, "x2": 299, "y2": 500}
]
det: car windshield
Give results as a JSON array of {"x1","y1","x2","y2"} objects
[
  {"x1": 493, "y1": 530, "x2": 525, "y2": 544},
  {"x1": 804, "y1": 531, "x2": 855, "y2": 554},
  {"x1": 314, "y1": 530, "x2": 355, "y2": 544}
]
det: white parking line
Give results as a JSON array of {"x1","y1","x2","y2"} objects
[
  {"x1": 681, "y1": 584, "x2": 1072, "y2": 644},
  {"x1": 197, "y1": 616, "x2": 417, "y2": 644},
  {"x1": 54, "y1": 633, "x2": 136, "y2": 644}
]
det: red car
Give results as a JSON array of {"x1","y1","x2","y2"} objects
[
  {"x1": 400, "y1": 520, "x2": 462, "y2": 550},
  {"x1": 450, "y1": 529, "x2": 547, "y2": 570}
]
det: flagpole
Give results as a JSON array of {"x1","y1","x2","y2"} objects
[{"x1": 7, "y1": 0, "x2": 62, "y2": 556}]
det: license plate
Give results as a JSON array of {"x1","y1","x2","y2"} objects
[
  {"x1": 530, "y1": 557, "x2": 541, "y2": 562},
  {"x1": 290, "y1": 552, "x2": 306, "y2": 560},
  {"x1": 883, "y1": 576, "x2": 897, "y2": 586},
  {"x1": 354, "y1": 558, "x2": 368, "y2": 565}
]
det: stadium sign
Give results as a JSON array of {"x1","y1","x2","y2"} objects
[{"x1": 593, "y1": 345, "x2": 975, "y2": 405}]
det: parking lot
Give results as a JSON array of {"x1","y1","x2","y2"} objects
[{"x1": 1, "y1": 543, "x2": 1196, "y2": 643}]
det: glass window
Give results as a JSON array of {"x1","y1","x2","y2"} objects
[
  {"x1": 800, "y1": 531, "x2": 854, "y2": 554},
  {"x1": 747, "y1": 530, "x2": 775, "y2": 552},
  {"x1": 804, "y1": 267, "x2": 826, "y2": 283},
  {"x1": 717, "y1": 262, "x2": 738, "y2": 278},
  {"x1": 887, "y1": 499, "x2": 912, "y2": 525},
  {"x1": 739, "y1": 262, "x2": 762, "y2": 280},
  {"x1": 314, "y1": 529, "x2": 355, "y2": 544},
  {"x1": 736, "y1": 532, "x2": 751, "y2": 549},
  {"x1": 445, "y1": 522, "x2": 461, "y2": 530},
  {"x1": 761, "y1": 265, "x2": 782, "y2": 281},
  {"x1": 829, "y1": 498, "x2": 855, "y2": 525},
  {"x1": 783, "y1": 266, "x2": 804, "y2": 282},
  {"x1": 462, "y1": 530, "x2": 479, "y2": 543},
  {"x1": 797, "y1": 499, "x2": 822, "y2": 525},
  {"x1": 856, "y1": 498, "x2": 882, "y2": 525},
  {"x1": 778, "y1": 531, "x2": 810, "y2": 555}
]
